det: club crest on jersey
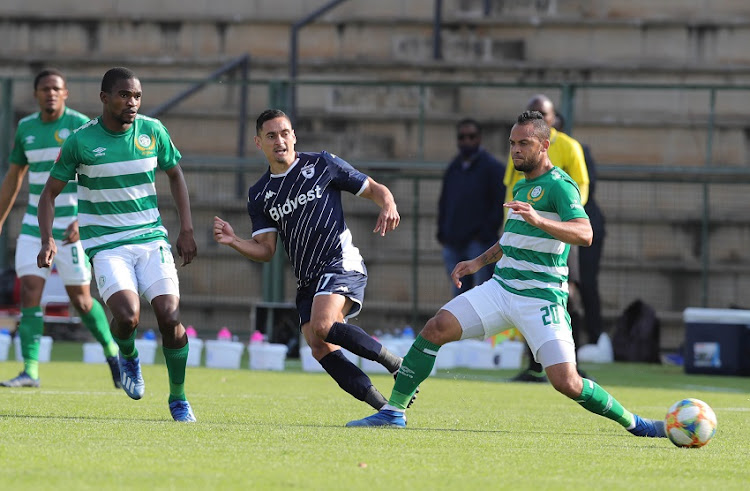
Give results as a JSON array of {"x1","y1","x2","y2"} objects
[
  {"x1": 54, "y1": 128, "x2": 71, "y2": 145},
  {"x1": 301, "y1": 163, "x2": 315, "y2": 179},
  {"x1": 135, "y1": 133, "x2": 156, "y2": 155},
  {"x1": 527, "y1": 185, "x2": 545, "y2": 203}
]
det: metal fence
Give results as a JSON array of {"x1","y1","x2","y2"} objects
[{"x1": 2, "y1": 76, "x2": 750, "y2": 342}]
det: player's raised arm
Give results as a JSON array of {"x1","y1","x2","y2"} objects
[
  {"x1": 359, "y1": 176, "x2": 400, "y2": 236},
  {"x1": 213, "y1": 216, "x2": 277, "y2": 262},
  {"x1": 36, "y1": 177, "x2": 67, "y2": 268}
]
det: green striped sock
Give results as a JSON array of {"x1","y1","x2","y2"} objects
[
  {"x1": 389, "y1": 335, "x2": 440, "y2": 410},
  {"x1": 575, "y1": 378, "x2": 634, "y2": 427}
]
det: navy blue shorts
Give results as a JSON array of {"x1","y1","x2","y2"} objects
[{"x1": 296, "y1": 270, "x2": 367, "y2": 326}]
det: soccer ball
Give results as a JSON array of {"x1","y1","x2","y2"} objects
[{"x1": 665, "y1": 398, "x2": 717, "y2": 448}]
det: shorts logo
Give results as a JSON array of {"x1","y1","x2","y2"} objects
[
  {"x1": 98, "y1": 275, "x2": 106, "y2": 289},
  {"x1": 301, "y1": 163, "x2": 315, "y2": 179}
]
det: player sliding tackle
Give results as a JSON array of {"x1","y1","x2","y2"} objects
[{"x1": 347, "y1": 110, "x2": 668, "y2": 439}]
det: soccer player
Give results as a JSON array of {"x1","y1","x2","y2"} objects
[
  {"x1": 213, "y1": 109, "x2": 414, "y2": 411},
  {"x1": 36, "y1": 67, "x2": 198, "y2": 422},
  {"x1": 0, "y1": 68, "x2": 120, "y2": 388},
  {"x1": 505, "y1": 94, "x2": 591, "y2": 383},
  {"x1": 346, "y1": 111, "x2": 668, "y2": 440}
]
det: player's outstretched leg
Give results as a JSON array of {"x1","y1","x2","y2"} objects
[
  {"x1": 394, "y1": 358, "x2": 419, "y2": 409},
  {"x1": 575, "y1": 378, "x2": 666, "y2": 438},
  {"x1": 347, "y1": 335, "x2": 440, "y2": 427}
]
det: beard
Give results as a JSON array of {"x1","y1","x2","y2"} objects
[{"x1": 513, "y1": 158, "x2": 538, "y2": 173}]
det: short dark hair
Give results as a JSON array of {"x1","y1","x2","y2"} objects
[
  {"x1": 34, "y1": 68, "x2": 65, "y2": 90},
  {"x1": 516, "y1": 110, "x2": 550, "y2": 141},
  {"x1": 256, "y1": 109, "x2": 290, "y2": 135},
  {"x1": 101, "y1": 67, "x2": 137, "y2": 93},
  {"x1": 456, "y1": 118, "x2": 481, "y2": 135}
]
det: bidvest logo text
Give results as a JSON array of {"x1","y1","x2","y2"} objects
[{"x1": 269, "y1": 185, "x2": 323, "y2": 221}]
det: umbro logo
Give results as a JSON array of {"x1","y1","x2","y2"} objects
[
  {"x1": 398, "y1": 365, "x2": 415, "y2": 378},
  {"x1": 25, "y1": 135, "x2": 35, "y2": 144},
  {"x1": 335, "y1": 286, "x2": 349, "y2": 293},
  {"x1": 264, "y1": 190, "x2": 276, "y2": 200},
  {"x1": 93, "y1": 147, "x2": 106, "y2": 157}
]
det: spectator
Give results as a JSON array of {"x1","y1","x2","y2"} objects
[{"x1": 437, "y1": 119, "x2": 505, "y2": 297}]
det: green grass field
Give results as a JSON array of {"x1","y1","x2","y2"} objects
[{"x1": 0, "y1": 342, "x2": 748, "y2": 490}]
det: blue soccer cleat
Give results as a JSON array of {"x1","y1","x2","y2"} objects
[
  {"x1": 169, "y1": 400, "x2": 196, "y2": 423},
  {"x1": 628, "y1": 414, "x2": 667, "y2": 438},
  {"x1": 346, "y1": 409, "x2": 406, "y2": 428},
  {"x1": 106, "y1": 356, "x2": 122, "y2": 389},
  {"x1": 118, "y1": 354, "x2": 145, "y2": 400},
  {"x1": 0, "y1": 371, "x2": 40, "y2": 388}
]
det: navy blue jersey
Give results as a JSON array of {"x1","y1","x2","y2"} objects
[{"x1": 247, "y1": 151, "x2": 368, "y2": 287}]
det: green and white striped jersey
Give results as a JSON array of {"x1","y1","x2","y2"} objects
[
  {"x1": 9, "y1": 107, "x2": 90, "y2": 241},
  {"x1": 495, "y1": 166, "x2": 589, "y2": 306},
  {"x1": 50, "y1": 114, "x2": 181, "y2": 258}
]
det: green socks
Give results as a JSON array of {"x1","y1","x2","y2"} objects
[
  {"x1": 575, "y1": 378, "x2": 634, "y2": 427},
  {"x1": 113, "y1": 330, "x2": 139, "y2": 359},
  {"x1": 163, "y1": 343, "x2": 189, "y2": 403},
  {"x1": 80, "y1": 300, "x2": 118, "y2": 357},
  {"x1": 18, "y1": 306, "x2": 44, "y2": 379},
  {"x1": 389, "y1": 335, "x2": 440, "y2": 410}
]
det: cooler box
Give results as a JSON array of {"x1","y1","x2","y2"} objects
[{"x1": 683, "y1": 308, "x2": 750, "y2": 376}]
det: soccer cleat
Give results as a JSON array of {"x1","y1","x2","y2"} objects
[
  {"x1": 509, "y1": 369, "x2": 548, "y2": 383},
  {"x1": 393, "y1": 364, "x2": 420, "y2": 409},
  {"x1": 106, "y1": 356, "x2": 122, "y2": 389},
  {"x1": 628, "y1": 414, "x2": 667, "y2": 438},
  {"x1": 169, "y1": 400, "x2": 196, "y2": 423},
  {"x1": 346, "y1": 409, "x2": 406, "y2": 428},
  {"x1": 0, "y1": 371, "x2": 40, "y2": 388},
  {"x1": 118, "y1": 354, "x2": 145, "y2": 400}
]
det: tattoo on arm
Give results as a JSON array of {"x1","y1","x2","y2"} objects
[{"x1": 481, "y1": 249, "x2": 502, "y2": 266}]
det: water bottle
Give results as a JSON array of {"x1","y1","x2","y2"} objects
[
  {"x1": 217, "y1": 326, "x2": 232, "y2": 341},
  {"x1": 185, "y1": 325, "x2": 197, "y2": 338}
]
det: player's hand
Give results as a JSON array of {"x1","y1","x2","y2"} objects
[
  {"x1": 213, "y1": 216, "x2": 236, "y2": 245},
  {"x1": 450, "y1": 259, "x2": 480, "y2": 289},
  {"x1": 176, "y1": 230, "x2": 197, "y2": 266},
  {"x1": 373, "y1": 203, "x2": 400, "y2": 236},
  {"x1": 62, "y1": 220, "x2": 79, "y2": 245},
  {"x1": 503, "y1": 200, "x2": 541, "y2": 227},
  {"x1": 37, "y1": 239, "x2": 57, "y2": 268}
]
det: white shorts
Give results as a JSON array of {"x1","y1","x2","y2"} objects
[
  {"x1": 15, "y1": 234, "x2": 91, "y2": 285},
  {"x1": 442, "y1": 279, "x2": 576, "y2": 367},
  {"x1": 92, "y1": 241, "x2": 180, "y2": 303}
]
